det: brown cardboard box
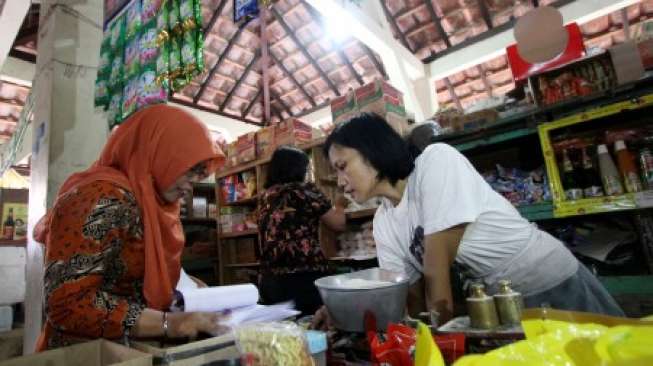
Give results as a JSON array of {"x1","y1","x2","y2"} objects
[
  {"x1": 236, "y1": 132, "x2": 256, "y2": 164},
  {"x1": 274, "y1": 119, "x2": 312, "y2": 147},
  {"x1": 1, "y1": 339, "x2": 152, "y2": 366},
  {"x1": 355, "y1": 79, "x2": 405, "y2": 113},
  {"x1": 225, "y1": 142, "x2": 238, "y2": 168},
  {"x1": 132, "y1": 334, "x2": 238, "y2": 366},
  {"x1": 255, "y1": 126, "x2": 275, "y2": 159},
  {"x1": 330, "y1": 91, "x2": 357, "y2": 125}
]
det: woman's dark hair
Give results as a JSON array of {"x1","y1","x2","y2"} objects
[
  {"x1": 406, "y1": 121, "x2": 439, "y2": 159},
  {"x1": 265, "y1": 145, "x2": 309, "y2": 188},
  {"x1": 323, "y1": 113, "x2": 415, "y2": 185}
]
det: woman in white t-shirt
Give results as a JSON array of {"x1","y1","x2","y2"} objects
[{"x1": 321, "y1": 113, "x2": 623, "y2": 323}]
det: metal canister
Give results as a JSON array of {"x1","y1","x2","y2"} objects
[
  {"x1": 493, "y1": 280, "x2": 524, "y2": 326},
  {"x1": 466, "y1": 283, "x2": 499, "y2": 329}
]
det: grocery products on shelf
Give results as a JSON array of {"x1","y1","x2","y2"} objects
[
  {"x1": 219, "y1": 170, "x2": 257, "y2": 203},
  {"x1": 482, "y1": 165, "x2": 551, "y2": 207}
]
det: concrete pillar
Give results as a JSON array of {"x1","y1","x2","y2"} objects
[{"x1": 24, "y1": 0, "x2": 108, "y2": 354}]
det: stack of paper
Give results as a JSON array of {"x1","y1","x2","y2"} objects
[
  {"x1": 223, "y1": 302, "x2": 300, "y2": 328},
  {"x1": 180, "y1": 284, "x2": 259, "y2": 312}
]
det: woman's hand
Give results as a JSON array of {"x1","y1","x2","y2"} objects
[{"x1": 168, "y1": 312, "x2": 230, "y2": 339}]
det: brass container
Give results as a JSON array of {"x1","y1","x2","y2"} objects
[
  {"x1": 467, "y1": 283, "x2": 499, "y2": 329},
  {"x1": 493, "y1": 280, "x2": 524, "y2": 326}
]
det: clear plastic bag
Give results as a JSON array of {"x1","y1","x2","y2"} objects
[{"x1": 235, "y1": 322, "x2": 313, "y2": 366}]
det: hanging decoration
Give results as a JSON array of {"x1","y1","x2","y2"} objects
[{"x1": 96, "y1": 0, "x2": 205, "y2": 129}]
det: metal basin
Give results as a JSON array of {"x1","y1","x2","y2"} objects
[{"x1": 315, "y1": 268, "x2": 409, "y2": 332}]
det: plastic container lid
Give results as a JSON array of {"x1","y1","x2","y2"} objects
[
  {"x1": 597, "y1": 144, "x2": 609, "y2": 154},
  {"x1": 615, "y1": 140, "x2": 626, "y2": 151},
  {"x1": 305, "y1": 330, "x2": 327, "y2": 354}
]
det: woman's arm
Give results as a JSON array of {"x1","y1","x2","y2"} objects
[
  {"x1": 133, "y1": 309, "x2": 227, "y2": 339},
  {"x1": 422, "y1": 225, "x2": 465, "y2": 323}
]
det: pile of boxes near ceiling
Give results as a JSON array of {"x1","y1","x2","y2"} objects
[{"x1": 329, "y1": 78, "x2": 409, "y2": 136}]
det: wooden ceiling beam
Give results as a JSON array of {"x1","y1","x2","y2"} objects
[
  {"x1": 392, "y1": 3, "x2": 425, "y2": 21},
  {"x1": 359, "y1": 43, "x2": 387, "y2": 79},
  {"x1": 270, "y1": 6, "x2": 340, "y2": 97},
  {"x1": 424, "y1": 1, "x2": 452, "y2": 48},
  {"x1": 477, "y1": 0, "x2": 494, "y2": 30},
  {"x1": 220, "y1": 52, "x2": 261, "y2": 112},
  {"x1": 380, "y1": 1, "x2": 413, "y2": 52},
  {"x1": 171, "y1": 97, "x2": 262, "y2": 126},
  {"x1": 242, "y1": 89, "x2": 262, "y2": 119},
  {"x1": 404, "y1": 22, "x2": 436, "y2": 40},
  {"x1": 203, "y1": 0, "x2": 229, "y2": 35},
  {"x1": 194, "y1": 23, "x2": 248, "y2": 103},
  {"x1": 269, "y1": 50, "x2": 317, "y2": 107}
]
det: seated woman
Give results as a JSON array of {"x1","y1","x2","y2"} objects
[
  {"x1": 35, "y1": 105, "x2": 227, "y2": 350},
  {"x1": 258, "y1": 146, "x2": 346, "y2": 316}
]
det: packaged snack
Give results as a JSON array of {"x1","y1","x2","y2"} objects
[
  {"x1": 124, "y1": 35, "x2": 141, "y2": 78},
  {"x1": 138, "y1": 67, "x2": 167, "y2": 108},
  {"x1": 109, "y1": 49, "x2": 125, "y2": 88},
  {"x1": 169, "y1": 35, "x2": 183, "y2": 78},
  {"x1": 155, "y1": 40, "x2": 170, "y2": 90},
  {"x1": 235, "y1": 322, "x2": 312, "y2": 366},
  {"x1": 94, "y1": 79, "x2": 109, "y2": 108},
  {"x1": 181, "y1": 28, "x2": 204, "y2": 76},
  {"x1": 140, "y1": 20, "x2": 159, "y2": 66},
  {"x1": 179, "y1": 0, "x2": 200, "y2": 31},
  {"x1": 99, "y1": 36, "x2": 113, "y2": 76},
  {"x1": 107, "y1": 92, "x2": 123, "y2": 127},
  {"x1": 125, "y1": 0, "x2": 142, "y2": 40},
  {"x1": 141, "y1": 0, "x2": 163, "y2": 24},
  {"x1": 109, "y1": 14, "x2": 126, "y2": 51},
  {"x1": 168, "y1": 0, "x2": 183, "y2": 36},
  {"x1": 122, "y1": 77, "x2": 139, "y2": 119},
  {"x1": 156, "y1": 0, "x2": 170, "y2": 45}
]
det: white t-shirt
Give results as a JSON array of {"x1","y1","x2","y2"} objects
[{"x1": 373, "y1": 144, "x2": 577, "y2": 296}]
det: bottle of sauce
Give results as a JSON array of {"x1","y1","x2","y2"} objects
[
  {"x1": 581, "y1": 146, "x2": 604, "y2": 197},
  {"x1": 3, "y1": 208, "x2": 14, "y2": 240},
  {"x1": 615, "y1": 140, "x2": 643, "y2": 193},
  {"x1": 597, "y1": 144, "x2": 624, "y2": 196},
  {"x1": 562, "y1": 149, "x2": 583, "y2": 200}
]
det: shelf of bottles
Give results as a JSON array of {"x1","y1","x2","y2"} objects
[{"x1": 539, "y1": 93, "x2": 653, "y2": 218}]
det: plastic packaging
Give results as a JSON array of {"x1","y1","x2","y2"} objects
[
  {"x1": 109, "y1": 14, "x2": 126, "y2": 50},
  {"x1": 140, "y1": 20, "x2": 159, "y2": 66},
  {"x1": 415, "y1": 322, "x2": 445, "y2": 366},
  {"x1": 107, "y1": 92, "x2": 123, "y2": 128},
  {"x1": 138, "y1": 68, "x2": 167, "y2": 108},
  {"x1": 179, "y1": 0, "x2": 199, "y2": 31},
  {"x1": 305, "y1": 330, "x2": 327, "y2": 366},
  {"x1": 597, "y1": 144, "x2": 624, "y2": 196},
  {"x1": 125, "y1": 0, "x2": 142, "y2": 40},
  {"x1": 235, "y1": 322, "x2": 312, "y2": 366},
  {"x1": 168, "y1": 0, "x2": 183, "y2": 36},
  {"x1": 141, "y1": 0, "x2": 163, "y2": 24},
  {"x1": 109, "y1": 49, "x2": 125, "y2": 88},
  {"x1": 615, "y1": 140, "x2": 644, "y2": 193},
  {"x1": 122, "y1": 77, "x2": 139, "y2": 119},
  {"x1": 124, "y1": 35, "x2": 141, "y2": 78}
]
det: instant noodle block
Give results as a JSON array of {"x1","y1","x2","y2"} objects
[
  {"x1": 274, "y1": 118, "x2": 312, "y2": 147},
  {"x1": 256, "y1": 126, "x2": 275, "y2": 159},
  {"x1": 235, "y1": 322, "x2": 313, "y2": 366},
  {"x1": 237, "y1": 132, "x2": 257, "y2": 164}
]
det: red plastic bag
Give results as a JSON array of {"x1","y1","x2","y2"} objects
[
  {"x1": 433, "y1": 333, "x2": 466, "y2": 364},
  {"x1": 369, "y1": 324, "x2": 415, "y2": 366}
]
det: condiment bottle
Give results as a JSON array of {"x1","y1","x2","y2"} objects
[
  {"x1": 493, "y1": 280, "x2": 524, "y2": 326},
  {"x1": 615, "y1": 140, "x2": 643, "y2": 193},
  {"x1": 467, "y1": 283, "x2": 499, "y2": 330},
  {"x1": 597, "y1": 144, "x2": 624, "y2": 196}
]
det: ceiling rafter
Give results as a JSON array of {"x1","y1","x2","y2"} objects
[
  {"x1": 425, "y1": 1, "x2": 452, "y2": 48},
  {"x1": 270, "y1": 88, "x2": 292, "y2": 117},
  {"x1": 194, "y1": 23, "x2": 249, "y2": 103},
  {"x1": 203, "y1": 0, "x2": 229, "y2": 35},
  {"x1": 268, "y1": 49, "x2": 317, "y2": 107},
  {"x1": 242, "y1": 89, "x2": 262, "y2": 119},
  {"x1": 219, "y1": 51, "x2": 261, "y2": 112},
  {"x1": 270, "y1": 6, "x2": 340, "y2": 98},
  {"x1": 477, "y1": 0, "x2": 494, "y2": 30},
  {"x1": 380, "y1": 1, "x2": 413, "y2": 52},
  {"x1": 392, "y1": 2, "x2": 425, "y2": 21},
  {"x1": 171, "y1": 97, "x2": 262, "y2": 126}
]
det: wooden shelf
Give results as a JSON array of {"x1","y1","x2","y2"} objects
[
  {"x1": 217, "y1": 137, "x2": 326, "y2": 178},
  {"x1": 223, "y1": 196, "x2": 258, "y2": 206},
  {"x1": 345, "y1": 208, "x2": 377, "y2": 220},
  {"x1": 220, "y1": 229, "x2": 258, "y2": 239},
  {"x1": 193, "y1": 182, "x2": 216, "y2": 191},
  {"x1": 225, "y1": 262, "x2": 260, "y2": 268},
  {"x1": 0, "y1": 239, "x2": 26, "y2": 247},
  {"x1": 181, "y1": 217, "x2": 216, "y2": 225}
]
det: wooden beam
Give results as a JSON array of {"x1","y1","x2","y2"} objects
[
  {"x1": 220, "y1": 52, "x2": 260, "y2": 112},
  {"x1": 270, "y1": 89, "x2": 293, "y2": 117},
  {"x1": 268, "y1": 50, "x2": 317, "y2": 107},
  {"x1": 260, "y1": 5, "x2": 271, "y2": 123},
  {"x1": 477, "y1": 0, "x2": 494, "y2": 30},
  {"x1": 203, "y1": 0, "x2": 228, "y2": 35},
  {"x1": 443, "y1": 77, "x2": 463, "y2": 111},
  {"x1": 9, "y1": 48, "x2": 35, "y2": 63},
  {"x1": 170, "y1": 97, "x2": 263, "y2": 126},
  {"x1": 360, "y1": 43, "x2": 387, "y2": 79},
  {"x1": 424, "y1": 1, "x2": 451, "y2": 48},
  {"x1": 379, "y1": 1, "x2": 413, "y2": 52},
  {"x1": 392, "y1": 3, "x2": 425, "y2": 21},
  {"x1": 194, "y1": 23, "x2": 248, "y2": 103},
  {"x1": 270, "y1": 6, "x2": 340, "y2": 97},
  {"x1": 405, "y1": 22, "x2": 436, "y2": 40},
  {"x1": 242, "y1": 89, "x2": 262, "y2": 119}
]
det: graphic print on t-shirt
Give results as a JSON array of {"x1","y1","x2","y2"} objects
[{"x1": 410, "y1": 226, "x2": 424, "y2": 264}]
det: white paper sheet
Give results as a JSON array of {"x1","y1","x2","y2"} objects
[
  {"x1": 176, "y1": 268, "x2": 199, "y2": 290},
  {"x1": 181, "y1": 284, "x2": 259, "y2": 312},
  {"x1": 222, "y1": 302, "x2": 300, "y2": 328}
]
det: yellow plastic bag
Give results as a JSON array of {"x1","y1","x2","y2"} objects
[{"x1": 415, "y1": 322, "x2": 445, "y2": 366}]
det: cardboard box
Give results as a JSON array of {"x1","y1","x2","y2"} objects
[
  {"x1": 1, "y1": 339, "x2": 152, "y2": 366},
  {"x1": 132, "y1": 334, "x2": 238, "y2": 366},
  {"x1": 255, "y1": 127, "x2": 275, "y2": 159},
  {"x1": 330, "y1": 91, "x2": 357, "y2": 125},
  {"x1": 0, "y1": 329, "x2": 23, "y2": 362},
  {"x1": 225, "y1": 142, "x2": 238, "y2": 168},
  {"x1": 355, "y1": 79, "x2": 405, "y2": 113},
  {"x1": 274, "y1": 118, "x2": 312, "y2": 147},
  {"x1": 236, "y1": 132, "x2": 256, "y2": 164}
]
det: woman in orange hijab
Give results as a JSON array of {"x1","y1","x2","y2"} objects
[{"x1": 35, "y1": 104, "x2": 225, "y2": 350}]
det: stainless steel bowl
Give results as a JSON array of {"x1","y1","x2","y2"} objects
[{"x1": 314, "y1": 268, "x2": 410, "y2": 332}]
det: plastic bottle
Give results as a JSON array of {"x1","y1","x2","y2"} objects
[
  {"x1": 561, "y1": 149, "x2": 583, "y2": 200},
  {"x1": 615, "y1": 140, "x2": 643, "y2": 193},
  {"x1": 581, "y1": 146, "x2": 604, "y2": 197},
  {"x1": 597, "y1": 144, "x2": 624, "y2": 196}
]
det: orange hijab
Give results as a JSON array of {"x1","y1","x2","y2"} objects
[{"x1": 38, "y1": 104, "x2": 224, "y2": 310}]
